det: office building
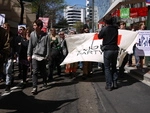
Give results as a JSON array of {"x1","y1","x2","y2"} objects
[{"x1": 64, "y1": 6, "x2": 85, "y2": 26}]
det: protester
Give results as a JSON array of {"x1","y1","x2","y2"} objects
[
  {"x1": 82, "y1": 24, "x2": 93, "y2": 80},
  {"x1": 98, "y1": 15, "x2": 119, "y2": 91},
  {"x1": 64, "y1": 30, "x2": 78, "y2": 78},
  {"x1": 134, "y1": 22, "x2": 146, "y2": 71},
  {"x1": 131, "y1": 24, "x2": 139, "y2": 68},
  {"x1": 17, "y1": 27, "x2": 31, "y2": 89},
  {"x1": 118, "y1": 21, "x2": 129, "y2": 78},
  {"x1": 25, "y1": 28, "x2": 32, "y2": 79},
  {"x1": 2, "y1": 23, "x2": 15, "y2": 92},
  {"x1": 121, "y1": 22, "x2": 133, "y2": 67},
  {"x1": 0, "y1": 26, "x2": 10, "y2": 83},
  {"x1": 119, "y1": 21, "x2": 126, "y2": 29},
  {"x1": 59, "y1": 31, "x2": 68, "y2": 62},
  {"x1": 27, "y1": 19, "x2": 50, "y2": 94},
  {"x1": 48, "y1": 28, "x2": 62, "y2": 81},
  {"x1": 14, "y1": 26, "x2": 25, "y2": 79}
]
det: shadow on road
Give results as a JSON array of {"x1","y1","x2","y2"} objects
[{"x1": 0, "y1": 91, "x2": 78, "y2": 113}]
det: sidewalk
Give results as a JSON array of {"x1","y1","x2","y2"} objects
[{"x1": 125, "y1": 65, "x2": 150, "y2": 85}]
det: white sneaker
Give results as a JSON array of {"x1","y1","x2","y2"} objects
[{"x1": 31, "y1": 88, "x2": 37, "y2": 94}]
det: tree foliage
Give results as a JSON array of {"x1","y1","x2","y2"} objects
[
  {"x1": 54, "y1": 18, "x2": 68, "y2": 28},
  {"x1": 17, "y1": 0, "x2": 24, "y2": 24},
  {"x1": 73, "y1": 21, "x2": 84, "y2": 33},
  {"x1": 30, "y1": 0, "x2": 66, "y2": 19},
  {"x1": 18, "y1": 0, "x2": 66, "y2": 25}
]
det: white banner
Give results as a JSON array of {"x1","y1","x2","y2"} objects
[
  {"x1": 135, "y1": 30, "x2": 150, "y2": 56},
  {"x1": 61, "y1": 30, "x2": 138, "y2": 66},
  {"x1": 0, "y1": 14, "x2": 5, "y2": 26}
]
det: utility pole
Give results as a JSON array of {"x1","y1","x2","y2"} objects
[
  {"x1": 84, "y1": 7, "x2": 86, "y2": 24},
  {"x1": 92, "y1": 0, "x2": 94, "y2": 32}
]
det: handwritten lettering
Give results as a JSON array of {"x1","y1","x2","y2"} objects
[{"x1": 77, "y1": 45, "x2": 103, "y2": 56}]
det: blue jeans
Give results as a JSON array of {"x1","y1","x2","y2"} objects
[
  {"x1": 103, "y1": 50, "x2": 118, "y2": 87},
  {"x1": 4, "y1": 59, "x2": 13, "y2": 85},
  {"x1": 78, "y1": 61, "x2": 83, "y2": 69}
]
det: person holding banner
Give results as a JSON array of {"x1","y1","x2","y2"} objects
[
  {"x1": 98, "y1": 15, "x2": 119, "y2": 91},
  {"x1": 134, "y1": 22, "x2": 146, "y2": 71},
  {"x1": 82, "y1": 24, "x2": 93, "y2": 80},
  {"x1": 118, "y1": 21, "x2": 130, "y2": 78},
  {"x1": 64, "y1": 30, "x2": 78, "y2": 78}
]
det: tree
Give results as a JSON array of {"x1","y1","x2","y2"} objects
[
  {"x1": 73, "y1": 21, "x2": 84, "y2": 33},
  {"x1": 17, "y1": 0, "x2": 35, "y2": 24},
  {"x1": 30, "y1": 0, "x2": 66, "y2": 27},
  {"x1": 42, "y1": 0, "x2": 66, "y2": 28},
  {"x1": 17, "y1": 0, "x2": 24, "y2": 25},
  {"x1": 17, "y1": 0, "x2": 66, "y2": 26},
  {"x1": 54, "y1": 18, "x2": 68, "y2": 28}
]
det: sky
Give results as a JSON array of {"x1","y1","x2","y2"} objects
[{"x1": 65, "y1": 0, "x2": 86, "y2": 7}]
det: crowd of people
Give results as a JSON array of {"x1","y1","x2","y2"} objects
[{"x1": 0, "y1": 17, "x2": 147, "y2": 95}]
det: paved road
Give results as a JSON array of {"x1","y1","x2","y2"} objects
[{"x1": 0, "y1": 66, "x2": 150, "y2": 113}]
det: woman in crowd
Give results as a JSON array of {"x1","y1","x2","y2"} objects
[
  {"x1": 134, "y1": 22, "x2": 146, "y2": 71},
  {"x1": 48, "y1": 28, "x2": 62, "y2": 81}
]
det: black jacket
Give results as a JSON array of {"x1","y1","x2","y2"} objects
[
  {"x1": 98, "y1": 25, "x2": 119, "y2": 50},
  {"x1": 19, "y1": 38, "x2": 29, "y2": 60}
]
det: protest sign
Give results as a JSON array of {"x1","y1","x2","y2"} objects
[{"x1": 61, "y1": 30, "x2": 138, "y2": 67}]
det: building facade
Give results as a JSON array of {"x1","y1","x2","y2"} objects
[
  {"x1": 100, "y1": 0, "x2": 146, "y2": 25},
  {"x1": 64, "y1": 6, "x2": 85, "y2": 26},
  {"x1": 94, "y1": 0, "x2": 110, "y2": 21},
  {"x1": 0, "y1": 0, "x2": 36, "y2": 32}
]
